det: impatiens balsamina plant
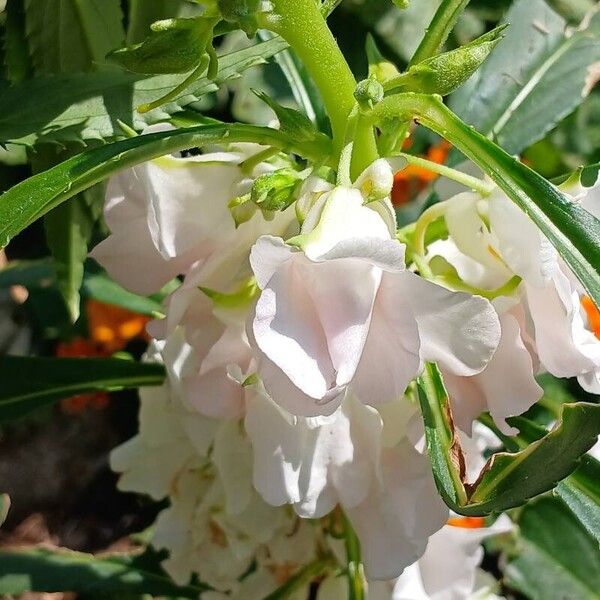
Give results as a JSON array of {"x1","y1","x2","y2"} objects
[{"x1": 0, "y1": 0, "x2": 599, "y2": 598}]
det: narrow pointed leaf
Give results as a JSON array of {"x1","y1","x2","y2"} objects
[
  {"x1": 417, "y1": 363, "x2": 600, "y2": 515},
  {"x1": 0, "y1": 355, "x2": 165, "y2": 422},
  {"x1": 0, "y1": 122, "x2": 329, "y2": 248},
  {"x1": 0, "y1": 38, "x2": 288, "y2": 146}
]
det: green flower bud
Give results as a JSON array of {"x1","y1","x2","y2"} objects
[
  {"x1": 217, "y1": 0, "x2": 262, "y2": 36},
  {"x1": 108, "y1": 16, "x2": 219, "y2": 75},
  {"x1": 354, "y1": 78, "x2": 385, "y2": 112},
  {"x1": 366, "y1": 35, "x2": 400, "y2": 84},
  {"x1": 385, "y1": 24, "x2": 507, "y2": 97},
  {"x1": 251, "y1": 169, "x2": 302, "y2": 212}
]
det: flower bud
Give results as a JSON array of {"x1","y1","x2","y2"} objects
[
  {"x1": 354, "y1": 78, "x2": 385, "y2": 112},
  {"x1": 251, "y1": 169, "x2": 302, "y2": 212},
  {"x1": 385, "y1": 25, "x2": 507, "y2": 97},
  {"x1": 108, "y1": 16, "x2": 218, "y2": 74},
  {"x1": 354, "y1": 158, "x2": 394, "y2": 202},
  {"x1": 217, "y1": 0, "x2": 262, "y2": 36}
]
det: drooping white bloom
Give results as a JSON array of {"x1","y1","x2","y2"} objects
[
  {"x1": 430, "y1": 176, "x2": 600, "y2": 412},
  {"x1": 110, "y1": 339, "x2": 304, "y2": 591},
  {"x1": 91, "y1": 129, "x2": 287, "y2": 295},
  {"x1": 250, "y1": 160, "x2": 501, "y2": 418},
  {"x1": 245, "y1": 383, "x2": 449, "y2": 581}
]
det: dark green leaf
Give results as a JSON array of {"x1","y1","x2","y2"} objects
[
  {"x1": 451, "y1": 0, "x2": 600, "y2": 154},
  {"x1": 484, "y1": 412, "x2": 600, "y2": 545},
  {"x1": 0, "y1": 122, "x2": 328, "y2": 248},
  {"x1": 0, "y1": 355, "x2": 165, "y2": 422},
  {"x1": 417, "y1": 363, "x2": 600, "y2": 515},
  {"x1": 0, "y1": 38, "x2": 289, "y2": 146},
  {"x1": 82, "y1": 272, "x2": 164, "y2": 318},
  {"x1": 505, "y1": 498, "x2": 600, "y2": 600},
  {"x1": 24, "y1": 0, "x2": 125, "y2": 74},
  {"x1": 557, "y1": 456, "x2": 600, "y2": 546},
  {"x1": 43, "y1": 196, "x2": 95, "y2": 322},
  {"x1": 0, "y1": 259, "x2": 166, "y2": 317},
  {"x1": 0, "y1": 548, "x2": 205, "y2": 597},
  {"x1": 4, "y1": 0, "x2": 34, "y2": 83}
]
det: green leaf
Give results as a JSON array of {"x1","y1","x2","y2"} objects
[
  {"x1": 386, "y1": 25, "x2": 505, "y2": 96},
  {"x1": 0, "y1": 355, "x2": 165, "y2": 422},
  {"x1": 556, "y1": 456, "x2": 600, "y2": 546},
  {"x1": 82, "y1": 271, "x2": 164, "y2": 318},
  {"x1": 372, "y1": 94, "x2": 600, "y2": 309},
  {"x1": 483, "y1": 412, "x2": 600, "y2": 546},
  {"x1": 0, "y1": 122, "x2": 328, "y2": 249},
  {"x1": 0, "y1": 37, "x2": 289, "y2": 146},
  {"x1": 0, "y1": 494, "x2": 9, "y2": 527},
  {"x1": 409, "y1": 0, "x2": 471, "y2": 66},
  {"x1": 505, "y1": 498, "x2": 600, "y2": 600},
  {"x1": 0, "y1": 548, "x2": 206, "y2": 597},
  {"x1": 126, "y1": 0, "x2": 196, "y2": 44},
  {"x1": 450, "y1": 0, "x2": 600, "y2": 154},
  {"x1": 108, "y1": 16, "x2": 218, "y2": 75},
  {"x1": 417, "y1": 363, "x2": 600, "y2": 515},
  {"x1": 43, "y1": 194, "x2": 96, "y2": 322},
  {"x1": 4, "y1": 0, "x2": 34, "y2": 83},
  {"x1": 253, "y1": 90, "x2": 328, "y2": 144},
  {"x1": 258, "y1": 31, "x2": 329, "y2": 133},
  {"x1": 24, "y1": 0, "x2": 125, "y2": 74}
]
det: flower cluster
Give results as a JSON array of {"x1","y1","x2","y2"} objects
[{"x1": 95, "y1": 128, "x2": 598, "y2": 597}]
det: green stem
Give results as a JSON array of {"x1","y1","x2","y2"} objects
[
  {"x1": 409, "y1": 0, "x2": 471, "y2": 66},
  {"x1": 368, "y1": 93, "x2": 600, "y2": 308},
  {"x1": 260, "y1": 0, "x2": 377, "y2": 173},
  {"x1": 342, "y1": 512, "x2": 366, "y2": 600},
  {"x1": 400, "y1": 153, "x2": 494, "y2": 197}
]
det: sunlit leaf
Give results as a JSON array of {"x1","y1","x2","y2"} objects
[
  {"x1": 417, "y1": 363, "x2": 600, "y2": 516},
  {"x1": 451, "y1": 0, "x2": 600, "y2": 154},
  {"x1": 0, "y1": 355, "x2": 165, "y2": 422}
]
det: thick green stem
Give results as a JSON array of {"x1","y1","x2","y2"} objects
[
  {"x1": 261, "y1": 0, "x2": 377, "y2": 174},
  {"x1": 409, "y1": 0, "x2": 471, "y2": 66}
]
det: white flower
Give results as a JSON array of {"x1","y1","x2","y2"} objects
[
  {"x1": 245, "y1": 384, "x2": 449, "y2": 581},
  {"x1": 111, "y1": 339, "x2": 296, "y2": 591},
  {"x1": 148, "y1": 283, "x2": 255, "y2": 419},
  {"x1": 91, "y1": 131, "x2": 283, "y2": 295},
  {"x1": 431, "y1": 179, "x2": 600, "y2": 405},
  {"x1": 318, "y1": 516, "x2": 512, "y2": 600},
  {"x1": 250, "y1": 161, "x2": 501, "y2": 417}
]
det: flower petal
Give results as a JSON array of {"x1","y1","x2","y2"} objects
[{"x1": 400, "y1": 271, "x2": 501, "y2": 377}]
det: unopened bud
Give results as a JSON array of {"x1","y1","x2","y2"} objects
[
  {"x1": 354, "y1": 78, "x2": 384, "y2": 112},
  {"x1": 354, "y1": 159, "x2": 394, "y2": 202},
  {"x1": 251, "y1": 169, "x2": 302, "y2": 212}
]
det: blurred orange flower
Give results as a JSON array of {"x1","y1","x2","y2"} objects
[{"x1": 392, "y1": 139, "x2": 452, "y2": 207}]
